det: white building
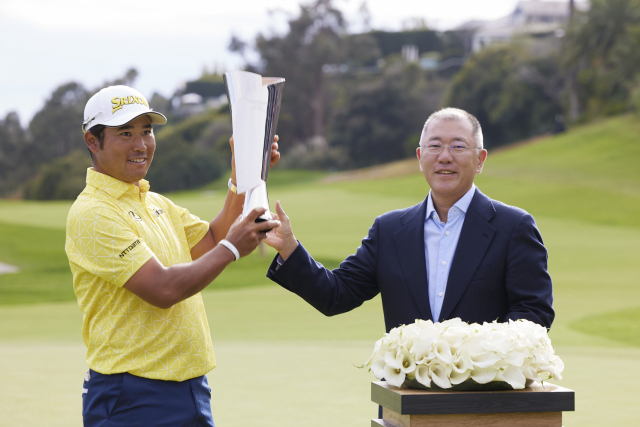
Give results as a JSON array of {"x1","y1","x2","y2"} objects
[{"x1": 469, "y1": 1, "x2": 589, "y2": 52}]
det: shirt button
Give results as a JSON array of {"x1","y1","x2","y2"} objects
[
  {"x1": 445, "y1": 231, "x2": 450, "y2": 235},
  {"x1": 438, "y1": 292, "x2": 443, "y2": 297},
  {"x1": 441, "y1": 261, "x2": 446, "y2": 265}
]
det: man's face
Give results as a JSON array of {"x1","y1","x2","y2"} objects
[
  {"x1": 416, "y1": 118, "x2": 487, "y2": 204},
  {"x1": 88, "y1": 115, "x2": 156, "y2": 185}
]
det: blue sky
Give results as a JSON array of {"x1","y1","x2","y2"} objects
[{"x1": 0, "y1": 0, "x2": 571, "y2": 125}]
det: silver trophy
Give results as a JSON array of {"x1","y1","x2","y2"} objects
[{"x1": 224, "y1": 71, "x2": 285, "y2": 223}]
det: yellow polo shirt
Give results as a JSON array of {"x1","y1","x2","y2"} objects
[{"x1": 65, "y1": 169, "x2": 215, "y2": 381}]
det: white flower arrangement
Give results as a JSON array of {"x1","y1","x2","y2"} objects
[{"x1": 362, "y1": 318, "x2": 564, "y2": 390}]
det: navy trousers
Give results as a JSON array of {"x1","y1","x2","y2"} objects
[{"x1": 82, "y1": 370, "x2": 215, "y2": 427}]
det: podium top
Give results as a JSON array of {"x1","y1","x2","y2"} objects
[{"x1": 371, "y1": 381, "x2": 575, "y2": 415}]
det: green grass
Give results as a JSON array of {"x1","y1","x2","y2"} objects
[
  {"x1": 0, "y1": 170, "x2": 344, "y2": 306},
  {"x1": 485, "y1": 116, "x2": 640, "y2": 197},
  {"x1": 0, "y1": 222, "x2": 74, "y2": 304},
  {"x1": 332, "y1": 116, "x2": 640, "y2": 228},
  {"x1": 569, "y1": 306, "x2": 640, "y2": 348},
  {"x1": 0, "y1": 221, "x2": 339, "y2": 305},
  {"x1": 2, "y1": 115, "x2": 640, "y2": 426},
  {"x1": 0, "y1": 199, "x2": 73, "y2": 229}
]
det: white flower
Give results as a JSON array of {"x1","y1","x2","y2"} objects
[
  {"x1": 412, "y1": 337, "x2": 436, "y2": 365},
  {"x1": 384, "y1": 349, "x2": 400, "y2": 369},
  {"x1": 415, "y1": 364, "x2": 431, "y2": 388},
  {"x1": 384, "y1": 363, "x2": 406, "y2": 387},
  {"x1": 384, "y1": 346, "x2": 415, "y2": 374},
  {"x1": 441, "y1": 318, "x2": 468, "y2": 329},
  {"x1": 434, "y1": 340, "x2": 455, "y2": 365},
  {"x1": 442, "y1": 326, "x2": 470, "y2": 348},
  {"x1": 371, "y1": 360, "x2": 386, "y2": 380},
  {"x1": 475, "y1": 328, "x2": 511, "y2": 355},
  {"x1": 398, "y1": 347, "x2": 416, "y2": 374},
  {"x1": 415, "y1": 318, "x2": 435, "y2": 330},
  {"x1": 386, "y1": 328, "x2": 402, "y2": 349},
  {"x1": 450, "y1": 369, "x2": 471, "y2": 385},
  {"x1": 362, "y1": 318, "x2": 563, "y2": 391},
  {"x1": 470, "y1": 351, "x2": 501, "y2": 368},
  {"x1": 550, "y1": 355, "x2": 565, "y2": 380},
  {"x1": 470, "y1": 366, "x2": 498, "y2": 384},
  {"x1": 450, "y1": 350, "x2": 473, "y2": 385},
  {"x1": 505, "y1": 350, "x2": 526, "y2": 367},
  {"x1": 363, "y1": 337, "x2": 388, "y2": 367},
  {"x1": 538, "y1": 371, "x2": 553, "y2": 381},
  {"x1": 429, "y1": 362, "x2": 453, "y2": 389},
  {"x1": 500, "y1": 366, "x2": 526, "y2": 389},
  {"x1": 398, "y1": 326, "x2": 420, "y2": 352},
  {"x1": 537, "y1": 354, "x2": 564, "y2": 381}
]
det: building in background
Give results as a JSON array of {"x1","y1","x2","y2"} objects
[{"x1": 467, "y1": 0, "x2": 589, "y2": 52}]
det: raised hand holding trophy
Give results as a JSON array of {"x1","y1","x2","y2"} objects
[{"x1": 224, "y1": 71, "x2": 285, "y2": 223}]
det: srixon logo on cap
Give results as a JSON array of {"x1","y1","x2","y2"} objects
[{"x1": 111, "y1": 96, "x2": 149, "y2": 114}]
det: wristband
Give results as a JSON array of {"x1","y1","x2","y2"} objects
[
  {"x1": 218, "y1": 239, "x2": 240, "y2": 261},
  {"x1": 228, "y1": 178, "x2": 237, "y2": 194}
]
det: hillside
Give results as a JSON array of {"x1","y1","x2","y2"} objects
[
  {"x1": 1, "y1": 115, "x2": 640, "y2": 427},
  {"x1": 0, "y1": 114, "x2": 639, "y2": 305},
  {"x1": 324, "y1": 114, "x2": 640, "y2": 228}
]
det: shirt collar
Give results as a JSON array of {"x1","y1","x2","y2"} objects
[
  {"x1": 425, "y1": 184, "x2": 477, "y2": 221},
  {"x1": 85, "y1": 168, "x2": 150, "y2": 199}
]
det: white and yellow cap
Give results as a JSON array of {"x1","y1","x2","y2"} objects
[{"x1": 82, "y1": 85, "x2": 167, "y2": 132}]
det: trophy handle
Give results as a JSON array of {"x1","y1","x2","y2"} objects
[{"x1": 243, "y1": 181, "x2": 273, "y2": 230}]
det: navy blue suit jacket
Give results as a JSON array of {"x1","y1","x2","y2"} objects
[{"x1": 267, "y1": 188, "x2": 554, "y2": 332}]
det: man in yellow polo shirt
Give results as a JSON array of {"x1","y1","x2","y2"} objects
[{"x1": 65, "y1": 85, "x2": 280, "y2": 427}]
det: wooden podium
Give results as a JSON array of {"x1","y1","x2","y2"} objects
[{"x1": 371, "y1": 381, "x2": 574, "y2": 427}]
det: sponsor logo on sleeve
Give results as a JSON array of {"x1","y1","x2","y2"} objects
[{"x1": 119, "y1": 239, "x2": 141, "y2": 259}]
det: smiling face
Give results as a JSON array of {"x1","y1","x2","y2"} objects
[
  {"x1": 85, "y1": 115, "x2": 155, "y2": 186},
  {"x1": 417, "y1": 117, "x2": 487, "y2": 208}
]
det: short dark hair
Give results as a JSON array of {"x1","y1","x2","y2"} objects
[
  {"x1": 422, "y1": 108, "x2": 484, "y2": 149},
  {"x1": 90, "y1": 125, "x2": 106, "y2": 148},
  {"x1": 87, "y1": 125, "x2": 106, "y2": 160}
]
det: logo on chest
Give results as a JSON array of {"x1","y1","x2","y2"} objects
[{"x1": 128, "y1": 211, "x2": 142, "y2": 221}]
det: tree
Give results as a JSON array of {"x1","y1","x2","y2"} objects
[
  {"x1": 446, "y1": 43, "x2": 563, "y2": 148},
  {"x1": 329, "y1": 61, "x2": 443, "y2": 168},
  {"x1": 24, "y1": 149, "x2": 91, "y2": 200},
  {"x1": 252, "y1": 0, "x2": 347, "y2": 143},
  {"x1": 565, "y1": 0, "x2": 640, "y2": 117},
  {"x1": 0, "y1": 112, "x2": 27, "y2": 196},
  {"x1": 22, "y1": 68, "x2": 139, "y2": 182},
  {"x1": 0, "y1": 69, "x2": 151, "y2": 199},
  {"x1": 144, "y1": 110, "x2": 230, "y2": 192},
  {"x1": 27, "y1": 82, "x2": 89, "y2": 165}
]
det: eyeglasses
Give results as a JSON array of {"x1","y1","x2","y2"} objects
[{"x1": 420, "y1": 141, "x2": 483, "y2": 155}]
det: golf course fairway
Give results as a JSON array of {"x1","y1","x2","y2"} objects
[{"x1": 1, "y1": 115, "x2": 639, "y2": 426}]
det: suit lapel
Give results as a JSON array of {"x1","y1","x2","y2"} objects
[
  {"x1": 393, "y1": 198, "x2": 433, "y2": 321},
  {"x1": 439, "y1": 189, "x2": 496, "y2": 322}
]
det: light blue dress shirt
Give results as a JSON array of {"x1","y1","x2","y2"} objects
[{"x1": 424, "y1": 184, "x2": 476, "y2": 322}]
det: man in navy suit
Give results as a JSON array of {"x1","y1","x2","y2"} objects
[{"x1": 264, "y1": 108, "x2": 554, "y2": 332}]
